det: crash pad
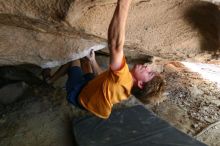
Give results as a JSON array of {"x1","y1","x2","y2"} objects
[{"x1": 73, "y1": 105, "x2": 207, "y2": 146}]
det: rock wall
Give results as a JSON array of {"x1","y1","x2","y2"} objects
[
  {"x1": 0, "y1": 0, "x2": 72, "y2": 22},
  {"x1": 0, "y1": 0, "x2": 219, "y2": 67},
  {"x1": 0, "y1": 23, "x2": 106, "y2": 68},
  {"x1": 69, "y1": 0, "x2": 220, "y2": 59}
]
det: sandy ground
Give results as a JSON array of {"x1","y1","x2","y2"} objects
[
  {"x1": 152, "y1": 61, "x2": 220, "y2": 146},
  {"x1": 0, "y1": 55, "x2": 220, "y2": 146},
  {"x1": 0, "y1": 86, "x2": 75, "y2": 146}
]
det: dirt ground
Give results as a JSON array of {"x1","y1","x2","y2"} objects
[
  {"x1": 152, "y1": 61, "x2": 220, "y2": 146},
  {"x1": 0, "y1": 54, "x2": 220, "y2": 146}
]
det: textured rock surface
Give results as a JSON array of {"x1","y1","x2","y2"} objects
[
  {"x1": 0, "y1": 0, "x2": 107, "y2": 67},
  {"x1": 203, "y1": 0, "x2": 220, "y2": 4},
  {"x1": 0, "y1": 0, "x2": 72, "y2": 22},
  {"x1": 0, "y1": 23, "x2": 106, "y2": 68},
  {"x1": 70, "y1": 0, "x2": 220, "y2": 59},
  {"x1": 0, "y1": 0, "x2": 220, "y2": 67}
]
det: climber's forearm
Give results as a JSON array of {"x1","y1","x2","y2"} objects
[{"x1": 90, "y1": 60, "x2": 103, "y2": 75}]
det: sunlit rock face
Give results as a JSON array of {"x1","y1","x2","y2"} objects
[
  {"x1": 0, "y1": 0, "x2": 219, "y2": 67},
  {"x1": 202, "y1": 0, "x2": 220, "y2": 4}
]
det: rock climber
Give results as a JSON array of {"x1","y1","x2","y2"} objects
[{"x1": 42, "y1": 0, "x2": 165, "y2": 119}]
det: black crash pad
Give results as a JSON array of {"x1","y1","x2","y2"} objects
[{"x1": 73, "y1": 105, "x2": 207, "y2": 146}]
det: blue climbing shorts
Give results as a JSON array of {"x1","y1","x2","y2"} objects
[{"x1": 66, "y1": 66, "x2": 95, "y2": 109}]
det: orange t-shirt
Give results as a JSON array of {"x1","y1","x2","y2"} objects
[{"x1": 79, "y1": 57, "x2": 133, "y2": 119}]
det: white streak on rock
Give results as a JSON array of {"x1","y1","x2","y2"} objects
[{"x1": 41, "y1": 43, "x2": 107, "y2": 68}]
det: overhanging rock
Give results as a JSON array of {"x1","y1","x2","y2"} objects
[
  {"x1": 68, "y1": 0, "x2": 220, "y2": 59},
  {"x1": 0, "y1": 23, "x2": 107, "y2": 68},
  {"x1": 0, "y1": 0, "x2": 219, "y2": 67}
]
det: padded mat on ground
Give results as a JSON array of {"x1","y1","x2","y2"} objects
[{"x1": 73, "y1": 105, "x2": 207, "y2": 146}]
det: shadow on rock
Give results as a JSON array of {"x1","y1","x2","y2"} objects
[
  {"x1": 184, "y1": 2, "x2": 220, "y2": 59},
  {"x1": 0, "y1": 64, "x2": 46, "y2": 105},
  {"x1": 0, "y1": 81, "x2": 28, "y2": 104},
  {"x1": 0, "y1": 64, "x2": 43, "y2": 87}
]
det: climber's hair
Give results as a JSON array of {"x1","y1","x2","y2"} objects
[{"x1": 131, "y1": 74, "x2": 165, "y2": 104}]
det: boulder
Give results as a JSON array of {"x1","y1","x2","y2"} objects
[
  {"x1": 0, "y1": 65, "x2": 42, "y2": 86},
  {"x1": 69, "y1": 0, "x2": 220, "y2": 59},
  {"x1": 0, "y1": 0, "x2": 219, "y2": 67},
  {"x1": 0, "y1": 82, "x2": 28, "y2": 104},
  {"x1": 0, "y1": 21, "x2": 106, "y2": 68}
]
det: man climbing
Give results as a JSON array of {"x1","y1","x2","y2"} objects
[{"x1": 43, "y1": 0, "x2": 164, "y2": 119}]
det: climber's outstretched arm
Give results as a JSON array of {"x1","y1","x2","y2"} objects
[{"x1": 108, "y1": 0, "x2": 132, "y2": 71}]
